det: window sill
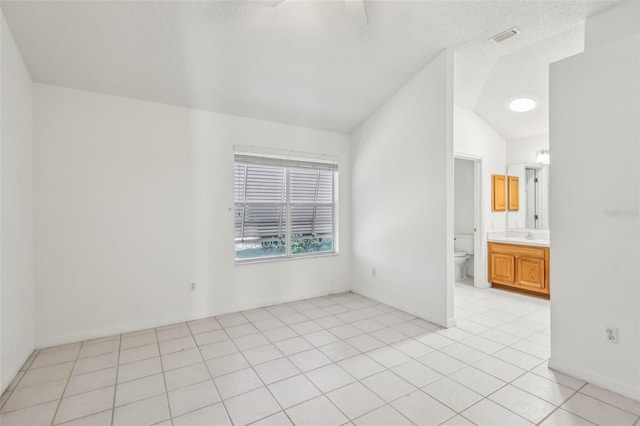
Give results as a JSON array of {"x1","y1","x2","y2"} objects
[{"x1": 235, "y1": 251, "x2": 338, "y2": 266}]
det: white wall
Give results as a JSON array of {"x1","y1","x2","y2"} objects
[
  {"x1": 453, "y1": 106, "x2": 507, "y2": 288},
  {"x1": 506, "y1": 133, "x2": 549, "y2": 165},
  {"x1": 454, "y1": 158, "x2": 474, "y2": 235},
  {"x1": 34, "y1": 84, "x2": 351, "y2": 347},
  {"x1": 0, "y1": 12, "x2": 35, "y2": 392},
  {"x1": 549, "y1": 18, "x2": 639, "y2": 399},
  {"x1": 350, "y1": 51, "x2": 455, "y2": 327}
]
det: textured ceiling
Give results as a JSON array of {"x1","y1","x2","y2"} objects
[{"x1": 0, "y1": 1, "x2": 620, "y2": 137}]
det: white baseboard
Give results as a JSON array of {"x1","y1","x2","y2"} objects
[
  {"x1": 350, "y1": 289, "x2": 448, "y2": 329},
  {"x1": 35, "y1": 286, "x2": 350, "y2": 349},
  {"x1": 548, "y1": 357, "x2": 640, "y2": 401}
]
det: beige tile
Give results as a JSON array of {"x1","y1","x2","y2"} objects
[
  {"x1": 263, "y1": 326, "x2": 298, "y2": 343},
  {"x1": 275, "y1": 337, "x2": 314, "y2": 356},
  {"x1": 367, "y1": 346, "x2": 411, "y2": 368},
  {"x1": 489, "y1": 384, "x2": 556, "y2": 424},
  {"x1": 193, "y1": 330, "x2": 228, "y2": 346},
  {"x1": 156, "y1": 323, "x2": 190, "y2": 342},
  {"x1": 57, "y1": 409, "x2": 112, "y2": 426},
  {"x1": 327, "y1": 382, "x2": 385, "y2": 419},
  {"x1": 225, "y1": 323, "x2": 259, "y2": 338},
  {"x1": 224, "y1": 387, "x2": 280, "y2": 426},
  {"x1": 530, "y1": 363, "x2": 587, "y2": 390},
  {"x1": 117, "y1": 357, "x2": 162, "y2": 383},
  {"x1": 73, "y1": 352, "x2": 118, "y2": 375},
  {"x1": 472, "y1": 355, "x2": 526, "y2": 382},
  {"x1": 511, "y1": 372, "x2": 576, "y2": 405},
  {"x1": 492, "y1": 347, "x2": 542, "y2": 370},
  {"x1": 234, "y1": 333, "x2": 271, "y2": 351},
  {"x1": 187, "y1": 317, "x2": 222, "y2": 335},
  {"x1": 206, "y1": 352, "x2": 250, "y2": 377},
  {"x1": 285, "y1": 396, "x2": 348, "y2": 426},
  {"x1": 119, "y1": 343, "x2": 159, "y2": 365},
  {"x1": 19, "y1": 362, "x2": 74, "y2": 388},
  {"x1": 391, "y1": 359, "x2": 443, "y2": 388},
  {"x1": 161, "y1": 347, "x2": 202, "y2": 371},
  {"x1": 306, "y1": 364, "x2": 355, "y2": 393},
  {"x1": 539, "y1": 408, "x2": 596, "y2": 425},
  {"x1": 361, "y1": 370, "x2": 416, "y2": 402},
  {"x1": 158, "y1": 335, "x2": 196, "y2": 355},
  {"x1": 164, "y1": 362, "x2": 211, "y2": 391},
  {"x1": 78, "y1": 339, "x2": 120, "y2": 359},
  {"x1": 353, "y1": 404, "x2": 413, "y2": 426},
  {"x1": 243, "y1": 344, "x2": 283, "y2": 365},
  {"x1": 440, "y1": 343, "x2": 487, "y2": 364},
  {"x1": 338, "y1": 354, "x2": 385, "y2": 380},
  {"x1": 268, "y1": 374, "x2": 321, "y2": 409},
  {"x1": 461, "y1": 398, "x2": 532, "y2": 426},
  {"x1": 115, "y1": 373, "x2": 165, "y2": 407},
  {"x1": 318, "y1": 341, "x2": 360, "y2": 362},
  {"x1": 54, "y1": 386, "x2": 114, "y2": 424},
  {"x1": 31, "y1": 347, "x2": 79, "y2": 369},
  {"x1": 172, "y1": 402, "x2": 231, "y2": 426},
  {"x1": 65, "y1": 367, "x2": 117, "y2": 397},
  {"x1": 392, "y1": 339, "x2": 434, "y2": 358},
  {"x1": 580, "y1": 383, "x2": 640, "y2": 416},
  {"x1": 214, "y1": 368, "x2": 262, "y2": 400},
  {"x1": 390, "y1": 390, "x2": 456, "y2": 425},
  {"x1": 440, "y1": 414, "x2": 476, "y2": 426},
  {"x1": 561, "y1": 393, "x2": 638, "y2": 426},
  {"x1": 424, "y1": 377, "x2": 483, "y2": 412},
  {"x1": 449, "y1": 366, "x2": 506, "y2": 396},
  {"x1": 167, "y1": 380, "x2": 221, "y2": 417},
  {"x1": 199, "y1": 340, "x2": 238, "y2": 360},
  {"x1": 251, "y1": 411, "x2": 293, "y2": 426},
  {"x1": 254, "y1": 357, "x2": 300, "y2": 384},
  {"x1": 288, "y1": 349, "x2": 332, "y2": 372},
  {"x1": 0, "y1": 401, "x2": 58, "y2": 426},
  {"x1": 2, "y1": 379, "x2": 66, "y2": 412},
  {"x1": 120, "y1": 331, "x2": 157, "y2": 350},
  {"x1": 112, "y1": 394, "x2": 170, "y2": 426}
]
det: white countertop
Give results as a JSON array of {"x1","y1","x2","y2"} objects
[{"x1": 487, "y1": 230, "x2": 550, "y2": 247}]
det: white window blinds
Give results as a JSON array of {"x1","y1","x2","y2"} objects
[{"x1": 234, "y1": 154, "x2": 337, "y2": 261}]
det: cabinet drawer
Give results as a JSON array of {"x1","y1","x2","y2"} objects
[{"x1": 489, "y1": 242, "x2": 546, "y2": 259}]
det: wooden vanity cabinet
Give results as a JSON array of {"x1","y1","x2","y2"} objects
[{"x1": 488, "y1": 242, "x2": 550, "y2": 297}]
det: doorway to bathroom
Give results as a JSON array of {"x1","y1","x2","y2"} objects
[{"x1": 453, "y1": 156, "x2": 482, "y2": 288}]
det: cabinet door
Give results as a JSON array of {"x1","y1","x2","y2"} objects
[
  {"x1": 517, "y1": 257, "x2": 546, "y2": 290},
  {"x1": 508, "y1": 176, "x2": 519, "y2": 211},
  {"x1": 490, "y1": 253, "x2": 515, "y2": 284},
  {"x1": 492, "y1": 175, "x2": 506, "y2": 211}
]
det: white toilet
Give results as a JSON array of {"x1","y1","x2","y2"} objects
[{"x1": 454, "y1": 234, "x2": 474, "y2": 280}]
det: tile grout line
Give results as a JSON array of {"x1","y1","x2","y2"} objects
[
  {"x1": 48, "y1": 341, "x2": 84, "y2": 426},
  {"x1": 109, "y1": 334, "x2": 123, "y2": 426},
  {"x1": 187, "y1": 317, "x2": 238, "y2": 425},
  {"x1": 153, "y1": 327, "x2": 174, "y2": 425}
]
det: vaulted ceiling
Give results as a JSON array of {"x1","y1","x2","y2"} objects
[{"x1": 1, "y1": 0, "x2": 619, "y2": 138}]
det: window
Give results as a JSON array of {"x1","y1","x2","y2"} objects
[{"x1": 234, "y1": 154, "x2": 337, "y2": 261}]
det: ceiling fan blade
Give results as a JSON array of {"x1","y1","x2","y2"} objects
[{"x1": 345, "y1": 0, "x2": 368, "y2": 26}]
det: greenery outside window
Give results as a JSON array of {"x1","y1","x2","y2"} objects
[{"x1": 234, "y1": 153, "x2": 337, "y2": 261}]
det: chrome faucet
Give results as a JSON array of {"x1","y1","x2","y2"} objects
[{"x1": 525, "y1": 231, "x2": 534, "y2": 240}]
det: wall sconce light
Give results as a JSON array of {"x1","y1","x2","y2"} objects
[{"x1": 536, "y1": 149, "x2": 550, "y2": 164}]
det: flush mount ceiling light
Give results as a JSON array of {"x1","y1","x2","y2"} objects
[{"x1": 508, "y1": 98, "x2": 537, "y2": 112}]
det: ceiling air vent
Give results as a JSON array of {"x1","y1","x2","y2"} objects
[{"x1": 490, "y1": 27, "x2": 520, "y2": 44}]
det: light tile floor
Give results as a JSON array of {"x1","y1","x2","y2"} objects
[{"x1": 1, "y1": 283, "x2": 639, "y2": 425}]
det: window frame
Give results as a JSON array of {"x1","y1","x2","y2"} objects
[{"x1": 234, "y1": 153, "x2": 338, "y2": 264}]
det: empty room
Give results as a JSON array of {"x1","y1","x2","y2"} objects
[{"x1": 1, "y1": 0, "x2": 638, "y2": 425}]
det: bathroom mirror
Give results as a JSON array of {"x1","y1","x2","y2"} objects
[{"x1": 506, "y1": 163, "x2": 549, "y2": 230}]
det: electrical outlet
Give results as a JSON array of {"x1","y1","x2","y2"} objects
[
  {"x1": 605, "y1": 326, "x2": 618, "y2": 344},
  {"x1": 371, "y1": 268, "x2": 376, "y2": 277},
  {"x1": 190, "y1": 282, "x2": 196, "y2": 292}
]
